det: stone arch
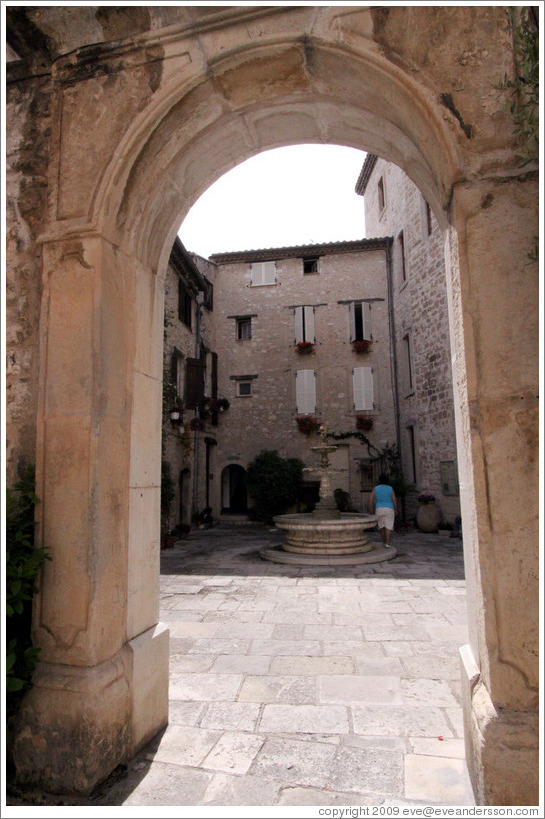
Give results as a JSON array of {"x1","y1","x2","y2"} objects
[{"x1": 13, "y1": 7, "x2": 538, "y2": 805}]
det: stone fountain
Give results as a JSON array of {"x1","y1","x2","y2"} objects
[{"x1": 260, "y1": 425, "x2": 397, "y2": 566}]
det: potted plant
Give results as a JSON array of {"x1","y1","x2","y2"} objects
[
  {"x1": 416, "y1": 492, "x2": 441, "y2": 533},
  {"x1": 295, "y1": 341, "x2": 315, "y2": 354},
  {"x1": 352, "y1": 339, "x2": 371, "y2": 353}
]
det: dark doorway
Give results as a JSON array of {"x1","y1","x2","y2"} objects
[{"x1": 221, "y1": 464, "x2": 248, "y2": 514}]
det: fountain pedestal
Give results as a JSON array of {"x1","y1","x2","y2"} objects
[{"x1": 260, "y1": 427, "x2": 397, "y2": 566}]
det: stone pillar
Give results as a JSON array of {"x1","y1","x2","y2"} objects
[
  {"x1": 447, "y1": 176, "x2": 539, "y2": 806},
  {"x1": 12, "y1": 235, "x2": 169, "y2": 793}
]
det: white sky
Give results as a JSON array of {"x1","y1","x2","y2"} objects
[{"x1": 178, "y1": 144, "x2": 367, "y2": 259}]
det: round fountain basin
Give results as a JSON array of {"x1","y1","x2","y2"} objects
[{"x1": 272, "y1": 512, "x2": 377, "y2": 555}]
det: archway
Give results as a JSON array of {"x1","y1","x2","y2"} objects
[
  {"x1": 13, "y1": 7, "x2": 537, "y2": 804},
  {"x1": 221, "y1": 465, "x2": 248, "y2": 515}
]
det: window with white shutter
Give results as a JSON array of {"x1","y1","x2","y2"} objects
[
  {"x1": 251, "y1": 261, "x2": 277, "y2": 286},
  {"x1": 352, "y1": 366, "x2": 374, "y2": 411},
  {"x1": 349, "y1": 302, "x2": 372, "y2": 342},
  {"x1": 294, "y1": 306, "x2": 316, "y2": 343},
  {"x1": 296, "y1": 369, "x2": 316, "y2": 414}
]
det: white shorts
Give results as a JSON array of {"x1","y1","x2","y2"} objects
[{"x1": 376, "y1": 507, "x2": 395, "y2": 531}]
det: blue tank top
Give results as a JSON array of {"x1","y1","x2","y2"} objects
[{"x1": 375, "y1": 484, "x2": 394, "y2": 509}]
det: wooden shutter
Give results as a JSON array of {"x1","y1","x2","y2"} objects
[
  {"x1": 296, "y1": 369, "x2": 316, "y2": 414},
  {"x1": 304, "y1": 306, "x2": 315, "y2": 343},
  {"x1": 361, "y1": 302, "x2": 372, "y2": 341},
  {"x1": 294, "y1": 307, "x2": 304, "y2": 343},
  {"x1": 349, "y1": 302, "x2": 357, "y2": 342},
  {"x1": 353, "y1": 366, "x2": 374, "y2": 411},
  {"x1": 185, "y1": 358, "x2": 204, "y2": 408},
  {"x1": 251, "y1": 261, "x2": 276, "y2": 286}
]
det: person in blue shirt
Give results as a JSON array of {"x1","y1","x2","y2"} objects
[{"x1": 369, "y1": 473, "x2": 398, "y2": 548}]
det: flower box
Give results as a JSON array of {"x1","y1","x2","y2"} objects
[
  {"x1": 352, "y1": 339, "x2": 371, "y2": 354},
  {"x1": 356, "y1": 415, "x2": 374, "y2": 432},
  {"x1": 296, "y1": 416, "x2": 320, "y2": 434},
  {"x1": 295, "y1": 342, "x2": 315, "y2": 354}
]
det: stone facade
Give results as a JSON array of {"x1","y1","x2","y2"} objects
[
  {"x1": 357, "y1": 156, "x2": 461, "y2": 526},
  {"x1": 161, "y1": 239, "x2": 216, "y2": 536},
  {"x1": 208, "y1": 240, "x2": 396, "y2": 518}
]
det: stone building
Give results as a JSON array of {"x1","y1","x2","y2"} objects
[
  {"x1": 161, "y1": 238, "x2": 216, "y2": 536},
  {"x1": 4, "y1": 6, "x2": 538, "y2": 806},
  {"x1": 356, "y1": 155, "x2": 461, "y2": 526},
  {"x1": 208, "y1": 239, "x2": 396, "y2": 519}
]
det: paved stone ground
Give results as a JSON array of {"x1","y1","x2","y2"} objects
[{"x1": 6, "y1": 523, "x2": 475, "y2": 809}]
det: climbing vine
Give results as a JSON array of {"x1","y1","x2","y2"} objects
[{"x1": 499, "y1": 6, "x2": 539, "y2": 168}]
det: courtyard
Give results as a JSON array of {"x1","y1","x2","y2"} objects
[{"x1": 8, "y1": 523, "x2": 475, "y2": 808}]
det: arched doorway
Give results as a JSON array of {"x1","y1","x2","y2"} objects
[
  {"x1": 221, "y1": 465, "x2": 248, "y2": 515},
  {"x1": 12, "y1": 7, "x2": 537, "y2": 803}
]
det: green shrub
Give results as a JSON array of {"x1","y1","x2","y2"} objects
[
  {"x1": 246, "y1": 450, "x2": 304, "y2": 523},
  {"x1": 5, "y1": 465, "x2": 50, "y2": 713}
]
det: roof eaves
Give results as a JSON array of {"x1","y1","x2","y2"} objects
[
  {"x1": 209, "y1": 237, "x2": 392, "y2": 264},
  {"x1": 354, "y1": 154, "x2": 378, "y2": 196}
]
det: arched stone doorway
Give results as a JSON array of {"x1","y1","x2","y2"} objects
[
  {"x1": 9, "y1": 7, "x2": 537, "y2": 804},
  {"x1": 221, "y1": 465, "x2": 248, "y2": 515}
]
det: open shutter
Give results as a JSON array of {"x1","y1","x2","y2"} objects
[
  {"x1": 304, "y1": 306, "x2": 315, "y2": 343},
  {"x1": 361, "y1": 302, "x2": 372, "y2": 341},
  {"x1": 349, "y1": 302, "x2": 357, "y2": 342},
  {"x1": 296, "y1": 369, "x2": 316, "y2": 414},
  {"x1": 353, "y1": 366, "x2": 374, "y2": 411},
  {"x1": 185, "y1": 358, "x2": 204, "y2": 409},
  {"x1": 294, "y1": 306, "x2": 304, "y2": 343}
]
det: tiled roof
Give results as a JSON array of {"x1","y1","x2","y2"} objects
[
  {"x1": 209, "y1": 236, "x2": 391, "y2": 264},
  {"x1": 354, "y1": 154, "x2": 378, "y2": 196}
]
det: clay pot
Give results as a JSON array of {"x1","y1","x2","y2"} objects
[{"x1": 416, "y1": 502, "x2": 441, "y2": 533}]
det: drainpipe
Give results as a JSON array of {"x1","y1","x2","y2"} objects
[
  {"x1": 385, "y1": 240, "x2": 403, "y2": 472},
  {"x1": 192, "y1": 291, "x2": 205, "y2": 520}
]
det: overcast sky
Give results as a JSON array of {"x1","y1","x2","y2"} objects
[{"x1": 178, "y1": 144, "x2": 368, "y2": 259}]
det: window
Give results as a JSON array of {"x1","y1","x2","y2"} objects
[
  {"x1": 398, "y1": 230, "x2": 407, "y2": 282},
  {"x1": 178, "y1": 280, "x2": 192, "y2": 328},
  {"x1": 170, "y1": 347, "x2": 184, "y2": 398},
  {"x1": 303, "y1": 257, "x2": 319, "y2": 274},
  {"x1": 294, "y1": 306, "x2": 315, "y2": 344},
  {"x1": 251, "y1": 261, "x2": 277, "y2": 286},
  {"x1": 360, "y1": 459, "x2": 380, "y2": 491},
  {"x1": 231, "y1": 374, "x2": 258, "y2": 396},
  {"x1": 402, "y1": 333, "x2": 414, "y2": 394},
  {"x1": 377, "y1": 177, "x2": 385, "y2": 212},
  {"x1": 425, "y1": 200, "x2": 433, "y2": 237},
  {"x1": 349, "y1": 302, "x2": 372, "y2": 342},
  {"x1": 352, "y1": 366, "x2": 374, "y2": 411},
  {"x1": 238, "y1": 381, "x2": 252, "y2": 397},
  {"x1": 237, "y1": 318, "x2": 252, "y2": 340},
  {"x1": 184, "y1": 357, "x2": 204, "y2": 409},
  {"x1": 296, "y1": 369, "x2": 317, "y2": 414}
]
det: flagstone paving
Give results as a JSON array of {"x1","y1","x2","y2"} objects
[{"x1": 7, "y1": 523, "x2": 476, "y2": 808}]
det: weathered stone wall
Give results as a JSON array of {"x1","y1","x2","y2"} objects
[
  {"x1": 363, "y1": 159, "x2": 460, "y2": 525},
  {"x1": 5, "y1": 74, "x2": 50, "y2": 485},
  {"x1": 161, "y1": 252, "x2": 218, "y2": 530},
  {"x1": 211, "y1": 243, "x2": 396, "y2": 515}
]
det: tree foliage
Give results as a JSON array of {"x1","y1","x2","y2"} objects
[
  {"x1": 246, "y1": 450, "x2": 304, "y2": 523},
  {"x1": 5, "y1": 465, "x2": 50, "y2": 712},
  {"x1": 499, "y1": 7, "x2": 539, "y2": 168}
]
